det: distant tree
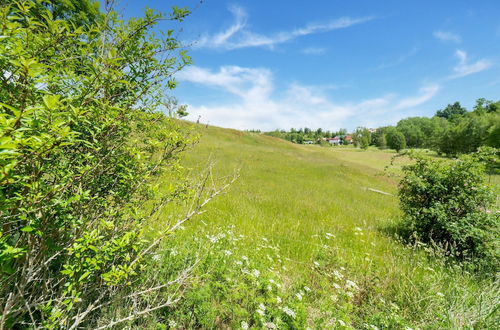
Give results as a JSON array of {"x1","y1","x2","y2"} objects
[
  {"x1": 387, "y1": 130, "x2": 406, "y2": 152},
  {"x1": 353, "y1": 127, "x2": 371, "y2": 149},
  {"x1": 372, "y1": 130, "x2": 387, "y2": 149},
  {"x1": 436, "y1": 101, "x2": 467, "y2": 120},
  {"x1": 473, "y1": 98, "x2": 500, "y2": 114},
  {"x1": 337, "y1": 128, "x2": 347, "y2": 136}
]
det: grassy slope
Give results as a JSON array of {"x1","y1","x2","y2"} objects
[{"x1": 162, "y1": 124, "x2": 498, "y2": 327}]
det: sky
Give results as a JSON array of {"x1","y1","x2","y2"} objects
[{"x1": 117, "y1": 0, "x2": 500, "y2": 131}]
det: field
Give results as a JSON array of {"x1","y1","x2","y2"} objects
[{"x1": 146, "y1": 124, "x2": 498, "y2": 328}]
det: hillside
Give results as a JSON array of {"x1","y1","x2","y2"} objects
[{"x1": 152, "y1": 124, "x2": 498, "y2": 328}]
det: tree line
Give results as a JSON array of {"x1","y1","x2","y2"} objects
[
  {"x1": 262, "y1": 98, "x2": 499, "y2": 155},
  {"x1": 264, "y1": 128, "x2": 349, "y2": 144}
]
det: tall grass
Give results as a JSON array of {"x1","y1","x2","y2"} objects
[{"x1": 136, "y1": 124, "x2": 499, "y2": 328}]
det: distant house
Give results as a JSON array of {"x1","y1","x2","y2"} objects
[
  {"x1": 326, "y1": 137, "x2": 342, "y2": 145},
  {"x1": 303, "y1": 140, "x2": 314, "y2": 145},
  {"x1": 344, "y1": 135, "x2": 353, "y2": 144}
]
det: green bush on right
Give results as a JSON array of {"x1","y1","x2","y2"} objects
[{"x1": 397, "y1": 149, "x2": 499, "y2": 272}]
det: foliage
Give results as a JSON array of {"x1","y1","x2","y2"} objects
[
  {"x1": 386, "y1": 130, "x2": 406, "y2": 152},
  {"x1": 397, "y1": 151, "x2": 499, "y2": 271},
  {"x1": 264, "y1": 127, "x2": 348, "y2": 145},
  {"x1": 353, "y1": 127, "x2": 371, "y2": 149},
  {"x1": 436, "y1": 101, "x2": 468, "y2": 120},
  {"x1": 0, "y1": 0, "x2": 194, "y2": 327},
  {"x1": 171, "y1": 125, "x2": 500, "y2": 328}
]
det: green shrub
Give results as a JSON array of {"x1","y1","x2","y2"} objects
[
  {"x1": 387, "y1": 130, "x2": 406, "y2": 152},
  {"x1": 397, "y1": 151, "x2": 499, "y2": 271},
  {"x1": 0, "y1": 1, "x2": 194, "y2": 327}
]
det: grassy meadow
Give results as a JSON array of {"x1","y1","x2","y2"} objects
[{"x1": 139, "y1": 124, "x2": 499, "y2": 329}]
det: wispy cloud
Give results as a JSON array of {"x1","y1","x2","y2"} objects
[
  {"x1": 372, "y1": 45, "x2": 419, "y2": 71},
  {"x1": 195, "y1": 6, "x2": 374, "y2": 50},
  {"x1": 178, "y1": 65, "x2": 440, "y2": 130},
  {"x1": 394, "y1": 84, "x2": 440, "y2": 110},
  {"x1": 301, "y1": 47, "x2": 327, "y2": 55},
  {"x1": 433, "y1": 30, "x2": 461, "y2": 43},
  {"x1": 450, "y1": 49, "x2": 492, "y2": 78}
]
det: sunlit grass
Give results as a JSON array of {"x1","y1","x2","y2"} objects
[{"x1": 152, "y1": 124, "x2": 498, "y2": 328}]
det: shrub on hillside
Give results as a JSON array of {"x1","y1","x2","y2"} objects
[{"x1": 397, "y1": 151, "x2": 499, "y2": 271}]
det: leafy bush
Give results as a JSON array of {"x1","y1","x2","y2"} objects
[
  {"x1": 0, "y1": 1, "x2": 197, "y2": 327},
  {"x1": 397, "y1": 151, "x2": 499, "y2": 270}
]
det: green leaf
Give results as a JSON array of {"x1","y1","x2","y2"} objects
[
  {"x1": 20, "y1": 226, "x2": 34, "y2": 232},
  {"x1": 42, "y1": 95, "x2": 61, "y2": 110},
  {"x1": 78, "y1": 271, "x2": 92, "y2": 281}
]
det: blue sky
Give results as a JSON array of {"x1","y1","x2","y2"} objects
[{"x1": 118, "y1": 0, "x2": 500, "y2": 131}]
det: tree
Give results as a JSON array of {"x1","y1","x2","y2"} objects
[
  {"x1": 353, "y1": 127, "x2": 371, "y2": 149},
  {"x1": 436, "y1": 101, "x2": 467, "y2": 120},
  {"x1": 387, "y1": 130, "x2": 406, "y2": 152}
]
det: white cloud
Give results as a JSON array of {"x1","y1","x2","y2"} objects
[
  {"x1": 394, "y1": 84, "x2": 440, "y2": 110},
  {"x1": 179, "y1": 65, "x2": 440, "y2": 131},
  {"x1": 301, "y1": 47, "x2": 327, "y2": 55},
  {"x1": 433, "y1": 30, "x2": 461, "y2": 43},
  {"x1": 195, "y1": 6, "x2": 374, "y2": 50},
  {"x1": 450, "y1": 49, "x2": 492, "y2": 78}
]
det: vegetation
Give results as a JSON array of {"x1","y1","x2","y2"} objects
[
  {"x1": 264, "y1": 127, "x2": 349, "y2": 144},
  {"x1": 352, "y1": 127, "x2": 371, "y2": 149},
  {"x1": 110, "y1": 126, "x2": 498, "y2": 328},
  {"x1": 0, "y1": 1, "x2": 200, "y2": 328},
  {"x1": 397, "y1": 149, "x2": 499, "y2": 271},
  {"x1": 263, "y1": 99, "x2": 499, "y2": 156},
  {"x1": 1, "y1": 0, "x2": 498, "y2": 329}
]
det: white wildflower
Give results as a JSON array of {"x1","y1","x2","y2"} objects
[
  {"x1": 276, "y1": 296, "x2": 282, "y2": 304},
  {"x1": 262, "y1": 237, "x2": 269, "y2": 242},
  {"x1": 251, "y1": 269, "x2": 260, "y2": 278},
  {"x1": 345, "y1": 279, "x2": 358, "y2": 290},
  {"x1": 241, "y1": 321, "x2": 249, "y2": 330},
  {"x1": 338, "y1": 319, "x2": 346, "y2": 326},
  {"x1": 170, "y1": 249, "x2": 178, "y2": 256},
  {"x1": 295, "y1": 292, "x2": 303, "y2": 301},
  {"x1": 258, "y1": 303, "x2": 266, "y2": 311},
  {"x1": 436, "y1": 292, "x2": 444, "y2": 297},
  {"x1": 223, "y1": 250, "x2": 232, "y2": 256},
  {"x1": 304, "y1": 286, "x2": 311, "y2": 292},
  {"x1": 152, "y1": 254, "x2": 161, "y2": 261},
  {"x1": 257, "y1": 309, "x2": 265, "y2": 316},
  {"x1": 266, "y1": 322, "x2": 277, "y2": 329},
  {"x1": 282, "y1": 306, "x2": 296, "y2": 318},
  {"x1": 313, "y1": 261, "x2": 320, "y2": 267},
  {"x1": 168, "y1": 320, "x2": 177, "y2": 328},
  {"x1": 332, "y1": 270, "x2": 343, "y2": 280},
  {"x1": 267, "y1": 284, "x2": 273, "y2": 291},
  {"x1": 332, "y1": 282, "x2": 341, "y2": 290},
  {"x1": 235, "y1": 261, "x2": 243, "y2": 266},
  {"x1": 242, "y1": 255, "x2": 248, "y2": 261}
]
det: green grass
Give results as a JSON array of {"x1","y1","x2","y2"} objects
[{"x1": 146, "y1": 124, "x2": 499, "y2": 328}]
